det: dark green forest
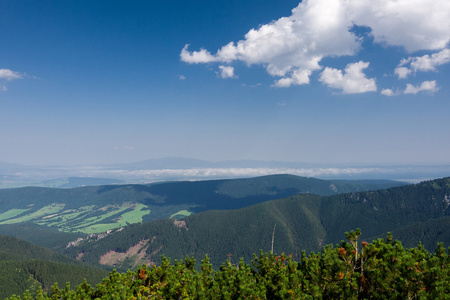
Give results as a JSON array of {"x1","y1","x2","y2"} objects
[
  {"x1": 7, "y1": 230, "x2": 450, "y2": 299},
  {"x1": 0, "y1": 235, "x2": 108, "y2": 299},
  {"x1": 63, "y1": 178, "x2": 450, "y2": 271}
]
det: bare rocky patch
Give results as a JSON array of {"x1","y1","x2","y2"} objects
[
  {"x1": 99, "y1": 239, "x2": 155, "y2": 268},
  {"x1": 173, "y1": 219, "x2": 188, "y2": 230}
]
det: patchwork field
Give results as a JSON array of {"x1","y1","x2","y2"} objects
[{"x1": 0, "y1": 202, "x2": 152, "y2": 234}]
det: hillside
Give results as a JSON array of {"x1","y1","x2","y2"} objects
[
  {"x1": 0, "y1": 175, "x2": 405, "y2": 235},
  {"x1": 0, "y1": 235, "x2": 109, "y2": 299},
  {"x1": 62, "y1": 177, "x2": 450, "y2": 270},
  {"x1": 0, "y1": 223, "x2": 85, "y2": 251}
]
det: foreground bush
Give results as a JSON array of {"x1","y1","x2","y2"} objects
[{"x1": 8, "y1": 230, "x2": 450, "y2": 299}]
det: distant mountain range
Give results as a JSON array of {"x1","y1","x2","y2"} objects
[{"x1": 2, "y1": 157, "x2": 450, "y2": 188}]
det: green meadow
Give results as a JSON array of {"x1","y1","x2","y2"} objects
[
  {"x1": 0, "y1": 203, "x2": 151, "y2": 234},
  {"x1": 0, "y1": 204, "x2": 65, "y2": 225}
]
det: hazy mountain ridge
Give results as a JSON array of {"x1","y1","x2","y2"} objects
[{"x1": 2, "y1": 157, "x2": 450, "y2": 188}]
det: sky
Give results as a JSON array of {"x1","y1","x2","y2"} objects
[{"x1": 1, "y1": 0, "x2": 450, "y2": 166}]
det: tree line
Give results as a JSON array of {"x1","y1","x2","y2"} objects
[{"x1": 7, "y1": 230, "x2": 450, "y2": 299}]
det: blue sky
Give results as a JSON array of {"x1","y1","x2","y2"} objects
[{"x1": 1, "y1": 0, "x2": 449, "y2": 166}]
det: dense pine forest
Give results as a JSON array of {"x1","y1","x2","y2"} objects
[
  {"x1": 0, "y1": 235, "x2": 108, "y2": 299},
  {"x1": 6, "y1": 230, "x2": 450, "y2": 299}
]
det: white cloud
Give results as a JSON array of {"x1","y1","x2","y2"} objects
[
  {"x1": 181, "y1": 0, "x2": 450, "y2": 90},
  {"x1": 181, "y1": 0, "x2": 360, "y2": 87},
  {"x1": 180, "y1": 45, "x2": 217, "y2": 64},
  {"x1": 410, "y1": 49, "x2": 450, "y2": 71},
  {"x1": 404, "y1": 80, "x2": 438, "y2": 94},
  {"x1": 0, "y1": 68, "x2": 24, "y2": 91},
  {"x1": 394, "y1": 67, "x2": 412, "y2": 79},
  {"x1": 348, "y1": 1, "x2": 450, "y2": 52},
  {"x1": 395, "y1": 48, "x2": 450, "y2": 78},
  {"x1": 0, "y1": 69, "x2": 22, "y2": 80},
  {"x1": 274, "y1": 69, "x2": 311, "y2": 87},
  {"x1": 217, "y1": 65, "x2": 236, "y2": 78},
  {"x1": 319, "y1": 61, "x2": 377, "y2": 94},
  {"x1": 178, "y1": 74, "x2": 186, "y2": 80},
  {"x1": 381, "y1": 88, "x2": 402, "y2": 96},
  {"x1": 381, "y1": 89, "x2": 395, "y2": 96}
]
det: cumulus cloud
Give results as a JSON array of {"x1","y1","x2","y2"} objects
[
  {"x1": 0, "y1": 69, "x2": 23, "y2": 80},
  {"x1": 381, "y1": 89, "x2": 396, "y2": 96},
  {"x1": 394, "y1": 67, "x2": 412, "y2": 79},
  {"x1": 181, "y1": 0, "x2": 359, "y2": 87},
  {"x1": 319, "y1": 61, "x2": 377, "y2": 94},
  {"x1": 274, "y1": 69, "x2": 311, "y2": 87},
  {"x1": 180, "y1": 45, "x2": 217, "y2": 64},
  {"x1": 410, "y1": 49, "x2": 450, "y2": 71},
  {"x1": 404, "y1": 80, "x2": 438, "y2": 94},
  {"x1": 181, "y1": 0, "x2": 450, "y2": 90},
  {"x1": 348, "y1": 1, "x2": 450, "y2": 52},
  {"x1": 395, "y1": 48, "x2": 450, "y2": 78},
  {"x1": 178, "y1": 74, "x2": 186, "y2": 80},
  {"x1": 0, "y1": 68, "x2": 24, "y2": 91},
  {"x1": 217, "y1": 65, "x2": 236, "y2": 78}
]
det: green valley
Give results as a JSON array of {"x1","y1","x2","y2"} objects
[{"x1": 0, "y1": 175, "x2": 405, "y2": 234}]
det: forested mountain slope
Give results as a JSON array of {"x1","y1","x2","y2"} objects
[
  {"x1": 0, "y1": 175, "x2": 404, "y2": 235},
  {"x1": 9, "y1": 232, "x2": 450, "y2": 300},
  {"x1": 0, "y1": 235, "x2": 109, "y2": 299},
  {"x1": 63, "y1": 177, "x2": 450, "y2": 270},
  {"x1": 0, "y1": 223, "x2": 85, "y2": 251}
]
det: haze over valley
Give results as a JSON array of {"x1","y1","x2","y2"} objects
[{"x1": 2, "y1": 157, "x2": 450, "y2": 189}]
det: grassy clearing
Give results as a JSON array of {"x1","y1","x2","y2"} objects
[
  {"x1": 70, "y1": 206, "x2": 129, "y2": 230},
  {"x1": 75, "y1": 204, "x2": 151, "y2": 233},
  {"x1": 118, "y1": 204, "x2": 151, "y2": 225},
  {"x1": 0, "y1": 202, "x2": 152, "y2": 234},
  {"x1": 0, "y1": 209, "x2": 30, "y2": 222},
  {"x1": 78, "y1": 222, "x2": 122, "y2": 234},
  {"x1": 36, "y1": 206, "x2": 96, "y2": 228},
  {"x1": 0, "y1": 204, "x2": 65, "y2": 224},
  {"x1": 170, "y1": 210, "x2": 193, "y2": 219}
]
